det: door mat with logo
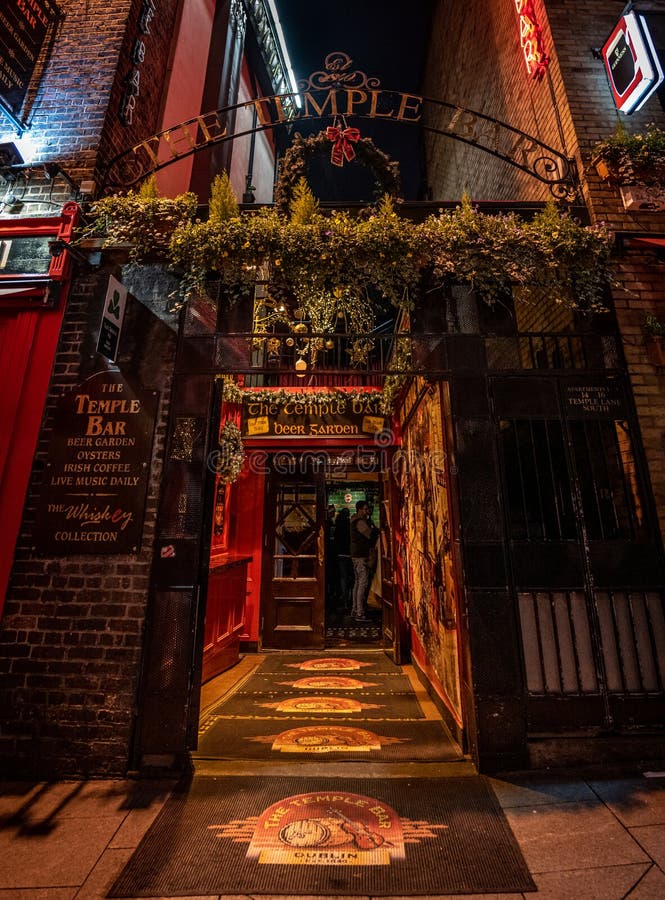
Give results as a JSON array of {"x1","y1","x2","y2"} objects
[
  {"x1": 239, "y1": 671, "x2": 416, "y2": 694},
  {"x1": 108, "y1": 775, "x2": 535, "y2": 897},
  {"x1": 208, "y1": 688, "x2": 426, "y2": 720},
  {"x1": 196, "y1": 717, "x2": 462, "y2": 762},
  {"x1": 257, "y1": 651, "x2": 405, "y2": 675}
]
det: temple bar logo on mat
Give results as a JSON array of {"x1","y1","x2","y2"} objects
[
  {"x1": 250, "y1": 725, "x2": 404, "y2": 753},
  {"x1": 286, "y1": 657, "x2": 372, "y2": 671},
  {"x1": 280, "y1": 676, "x2": 379, "y2": 690},
  {"x1": 260, "y1": 696, "x2": 380, "y2": 714},
  {"x1": 209, "y1": 791, "x2": 448, "y2": 866}
]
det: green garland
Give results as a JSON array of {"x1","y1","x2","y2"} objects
[
  {"x1": 217, "y1": 419, "x2": 245, "y2": 483},
  {"x1": 93, "y1": 182, "x2": 612, "y2": 314},
  {"x1": 168, "y1": 196, "x2": 611, "y2": 313},
  {"x1": 221, "y1": 380, "x2": 383, "y2": 409}
]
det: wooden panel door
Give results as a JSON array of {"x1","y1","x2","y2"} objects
[{"x1": 261, "y1": 474, "x2": 325, "y2": 649}]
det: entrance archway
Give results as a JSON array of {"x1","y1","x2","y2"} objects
[{"x1": 103, "y1": 52, "x2": 579, "y2": 201}]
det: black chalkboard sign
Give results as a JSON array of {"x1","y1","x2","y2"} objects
[
  {"x1": 33, "y1": 370, "x2": 158, "y2": 555},
  {"x1": 0, "y1": 0, "x2": 60, "y2": 121}
]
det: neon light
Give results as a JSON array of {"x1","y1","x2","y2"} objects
[
  {"x1": 514, "y1": 0, "x2": 549, "y2": 80},
  {"x1": 602, "y1": 12, "x2": 664, "y2": 114}
]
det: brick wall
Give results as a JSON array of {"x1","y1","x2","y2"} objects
[
  {"x1": 2, "y1": 0, "x2": 180, "y2": 214},
  {"x1": 425, "y1": 0, "x2": 665, "y2": 544},
  {"x1": 0, "y1": 257, "x2": 176, "y2": 777}
]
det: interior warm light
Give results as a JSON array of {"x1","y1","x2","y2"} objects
[{"x1": 295, "y1": 358, "x2": 307, "y2": 377}]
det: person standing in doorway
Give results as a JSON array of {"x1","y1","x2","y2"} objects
[
  {"x1": 350, "y1": 500, "x2": 379, "y2": 621},
  {"x1": 334, "y1": 507, "x2": 353, "y2": 612}
]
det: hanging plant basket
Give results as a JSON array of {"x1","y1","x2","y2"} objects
[{"x1": 274, "y1": 130, "x2": 402, "y2": 215}]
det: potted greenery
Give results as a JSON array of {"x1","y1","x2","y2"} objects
[
  {"x1": 592, "y1": 123, "x2": 665, "y2": 211},
  {"x1": 591, "y1": 123, "x2": 665, "y2": 186},
  {"x1": 644, "y1": 314, "x2": 665, "y2": 368}
]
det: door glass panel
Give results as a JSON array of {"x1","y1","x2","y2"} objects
[{"x1": 273, "y1": 484, "x2": 317, "y2": 579}]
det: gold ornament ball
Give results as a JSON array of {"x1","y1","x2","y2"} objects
[
  {"x1": 293, "y1": 322, "x2": 308, "y2": 334},
  {"x1": 286, "y1": 337, "x2": 295, "y2": 347},
  {"x1": 325, "y1": 339, "x2": 335, "y2": 350}
]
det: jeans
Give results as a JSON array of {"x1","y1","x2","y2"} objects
[{"x1": 352, "y1": 557, "x2": 369, "y2": 617}]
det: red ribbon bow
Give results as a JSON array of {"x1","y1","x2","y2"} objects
[{"x1": 326, "y1": 126, "x2": 360, "y2": 167}]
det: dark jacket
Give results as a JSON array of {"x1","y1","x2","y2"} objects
[
  {"x1": 350, "y1": 514, "x2": 378, "y2": 559},
  {"x1": 334, "y1": 510, "x2": 351, "y2": 556}
]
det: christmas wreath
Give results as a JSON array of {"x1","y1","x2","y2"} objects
[{"x1": 274, "y1": 130, "x2": 402, "y2": 215}]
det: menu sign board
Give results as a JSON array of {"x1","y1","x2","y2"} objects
[
  {"x1": 34, "y1": 370, "x2": 158, "y2": 554},
  {"x1": 0, "y1": 0, "x2": 60, "y2": 122},
  {"x1": 242, "y1": 393, "x2": 389, "y2": 440}
]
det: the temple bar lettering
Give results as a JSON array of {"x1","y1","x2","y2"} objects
[
  {"x1": 242, "y1": 394, "x2": 388, "y2": 439},
  {"x1": 33, "y1": 371, "x2": 157, "y2": 554}
]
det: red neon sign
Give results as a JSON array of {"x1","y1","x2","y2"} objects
[{"x1": 515, "y1": 0, "x2": 550, "y2": 80}]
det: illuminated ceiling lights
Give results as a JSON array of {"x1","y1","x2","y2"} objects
[
  {"x1": 264, "y1": 0, "x2": 302, "y2": 107},
  {"x1": 601, "y1": 11, "x2": 664, "y2": 114},
  {"x1": 514, "y1": 0, "x2": 550, "y2": 80}
]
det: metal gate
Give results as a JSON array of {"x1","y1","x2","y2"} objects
[{"x1": 493, "y1": 375, "x2": 665, "y2": 732}]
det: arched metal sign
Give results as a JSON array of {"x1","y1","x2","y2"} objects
[{"x1": 103, "y1": 52, "x2": 578, "y2": 200}]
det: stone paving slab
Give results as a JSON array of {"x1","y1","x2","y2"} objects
[
  {"x1": 489, "y1": 775, "x2": 596, "y2": 807},
  {"x1": 627, "y1": 864, "x2": 665, "y2": 898},
  {"x1": 530, "y1": 862, "x2": 649, "y2": 899},
  {"x1": 505, "y1": 800, "x2": 650, "y2": 873},
  {"x1": 628, "y1": 824, "x2": 665, "y2": 870},
  {"x1": 588, "y1": 777, "x2": 665, "y2": 826},
  {"x1": 0, "y1": 813, "x2": 124, "y2": 889}
]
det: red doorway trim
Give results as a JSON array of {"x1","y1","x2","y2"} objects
[{"x1": 0, "y1": 204, "x2": 79, "y2": 615}]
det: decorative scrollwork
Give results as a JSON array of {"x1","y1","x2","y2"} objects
[
  {"x1": 548, "y1": 181, "x2": 580, "y2": 202},
  {"x1": 298, "y1": 52, "x2": 381, "y2": 92},
  {"x1": 533, "y1": 155, "x2": 568, "y2": 183}
]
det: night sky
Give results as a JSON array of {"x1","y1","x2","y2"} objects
[{"x1": 273, "y1": 0, "x2": 435, "y2": 200}]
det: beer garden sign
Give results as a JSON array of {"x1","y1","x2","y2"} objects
[{"x1": 104, "y1": 52, "x2": 578, "y2": 200}]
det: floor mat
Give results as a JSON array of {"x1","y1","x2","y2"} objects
[
  {"x1": 257, "y1": 651, "x2": 405, "y2": 675},
  {"x1": 239, "y1": 672, "x2": 416, "y2": 694},
  {"x1": 208, "y1": 688, "x2": 426, "y2": 720},
  {"x1": 109, "y1": 775, "x2": 535, "y2": 897},
  {"x1": 196, "y1": 717, "x2": 462, "y2": 761}
]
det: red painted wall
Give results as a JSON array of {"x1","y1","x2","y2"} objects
[
  {"x1": 0, "y1": 304, "x2": 66, "y2": 615},
  {"x1": 156, "y1": 0, "x2": 217, "y2": 197}
]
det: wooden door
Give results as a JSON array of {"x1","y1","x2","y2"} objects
[{"x1": 261, "y1": 473, "x2": 325, "y2": 649}]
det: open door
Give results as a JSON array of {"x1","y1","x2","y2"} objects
[{"x1": 261, "y1": 472, "x2": 325, "y2": 649}]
